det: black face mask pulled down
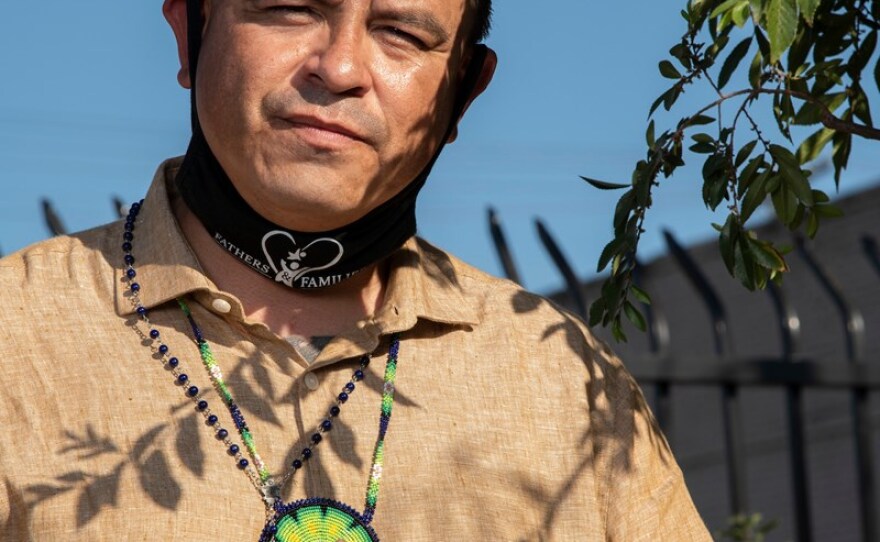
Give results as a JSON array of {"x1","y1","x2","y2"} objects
[{"x1": 176, "y1": 0, "x2": 488, "y2": 290}]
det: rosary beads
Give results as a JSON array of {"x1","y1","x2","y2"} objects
[{"x1": 122, "y1": 199, "x2": 399, "y2": 540}]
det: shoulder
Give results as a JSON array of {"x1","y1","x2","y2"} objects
[
  {"x1": 0, "y1": 221, "x2": 120, "y2": 307},
  {"x1": 414, "y1": 236, "x2": 621, "y2": 369}
]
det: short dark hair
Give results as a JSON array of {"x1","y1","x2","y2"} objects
[{"x1": 469, "y1": 0, "x2": 492, "y2": 43}]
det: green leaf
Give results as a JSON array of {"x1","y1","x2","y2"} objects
[
  {"x1": 788, "y1": 24, "x2": 812, "y2": 69},
  {"x1": 634, "y1": 176, "x2": 652, "y2": 207},
  {"x1": 750, "y1": 0, "x2": 766, "y2": 24},
  {"x1": 850, "y1": 31, "x2": 877, "y2": 74},
  {"x1": 646, "y1": 120, "x2": 656, "y2": 148},
  {"x1": 852, "y1": 87, "x2": 873, "y2": 126},
  {"x1": 766, "y1": 0, "x2": 798, "y2": 64},
  {"x1": 690, "y1": 142, "x2": 716, "y2": 154},
  {"x1": 597, "y1": 237, "x2": 626, "y2": 273},
  {"x1": 704, "y1": 177, "x2": 729, "y2": 210},
  {"x1": 741, "y1": 171, "x2": 770, "y2": 222},
  {"x1": 611, "y1": 318, "x2": 628, "y2": 343},
  {"x1": 811, "y1": 189, "x2": 829, "y2": 204},
  {"x1": 807, "y1": 210, "x2": 820, "y2": 238},
  {"x1": 772, "y1": 185, "x2": 799, "y2": 225},
  {"x1": 614, "y1": 190, "x2": 636, "y2": 232},
  {"x1": 630, "y1": 284, "x2": 652, "y2": 305},
  {"x1": 649, "y1": 90, "x2": 670, "y2": 118},
  {"x1": 749, "y1": 238, "x2": 788, "y2": 271},
  {"x1": 793, "y1": 92, "x2": 846, "y2": 126},
  {"x1": 733, "y1": 236, "x2": 757, "y2": 290},
  {"x1": 749, "y1": 51, "x2": 763, "y2": 88},
  {"x1": 732, "y1": 2, "x2": 751, "y2": 26},
  {"x1": 659, "y1": 60, "x2": 682, "y2": 79},
  {"x1": 689, "y1": 114, "x2": 716, "y2": 126},
  {"x1": 735, "y1": 140, "x2": 759, "y2": 167},
  {"x1": 588, "y1": 298, "x2": 606, "y2": 327},
  {"x1": 770, "y1": 144, "x2": 813, "y2": 206},
  {"x1": 785, "y1": 173, "x2": 814, "y2": 207},
  {"x1": 670, "y1": 42, "x2": 692, "y2": 70},
  {"x1": 796, "y1": 0, "x2": 820, "y2": 25},
  {"x1": 624, "y1": 302, "x2": 648, "y2": 332},
  {"x1": 711, "y1": 0, "x2": 748, "y2": 18},
  {"x1": 707, "y1": 34, "x2": 732, "y2": 61},
  {"x1": 580, "y1": 176, "x2": 629, "y2": 190},
  {"x1": 738, "y1": 155, "x2": 763, "y2": 191},
  {"x1": 718, "y1": 37, "x2": 753, "y2": 89},
  {"x1": 796, "y1": 127, "x2": 834, "y2": 164},
  {"x1": 814, "y1": 204, "x2": 844, "y2": 218},
  {"x1": 719, "y1": 214, "x2": 738, "y2": 273},
  {"x1": 664, "y1": 85, "x2": 683, "y2": 110},
  {"x1": 754, "y1": 25, "x2": 771, "y2": 59},
  {"x1": 875, "y1": 49, "x2": 880, "y2": 95},
  {"x1": 793, "y1": 102, "x2": 823, "y2": 126},
  {"x1": 832, "y1": 131, "x2": 852, "y2": 188}
]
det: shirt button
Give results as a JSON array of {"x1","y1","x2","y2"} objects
[
  {"x1": 211, "y1": 298, "x2": 232, "y2": 314},
  {"x1": 304, "y1": 373, "x2": 320, "y2": 391}
]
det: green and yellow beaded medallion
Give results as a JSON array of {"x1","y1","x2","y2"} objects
[{"x1": 260, "y1": 498, "x2": 379, "y2": 542}]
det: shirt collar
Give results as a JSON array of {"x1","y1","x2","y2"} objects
[
  {"x1": 114, "y1": 157, "x2": 216, "y2": 317},
  {"x1": 114, "y1": 158, "x2": 482, "y2": 331},
  {"x1": 377, "y1": 238, "x2": 482, "y2": 332}
]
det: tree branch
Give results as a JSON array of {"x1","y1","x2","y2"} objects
[
  {"x1": 687, "y1": 87, "x2": 880, "y2": 141},
  {"x1": 764, "y1": 88, "x2": 880, "y2": 140}
]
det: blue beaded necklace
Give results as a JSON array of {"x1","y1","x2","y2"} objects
[{"x1": 123, "y1": 200, "x2": 400, "y2": 541}]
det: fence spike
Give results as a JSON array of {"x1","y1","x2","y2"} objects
[
  {"x1": 112, "y1": 196, "x2": 128, "y2": 219},
  {"x1": 862, "y1": 236, "x2": 880, "y2": 279},
  {"x1": 766, "y1": 282, "x2": 812, "y2": 542},
  {"x1": 795, "y1": 235, "x2": 874, "y2": 542},
  {"x1": 663, "y1": 229, "x2": 748, "y2": 517},
  {"x1": 632, "y1": 260, "x2": 673, "y2": 437},
  {"x1": 534, "y1": 219, "x2": 587, "y2": 320},
  {"x1": 41, "y1": 199, "x2": 68, "y2": 237},
  {"x1": 486, "y1": 208, "x2": 522, "y2": 285}
]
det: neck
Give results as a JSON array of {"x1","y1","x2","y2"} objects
[{"x1": 173, "y1": 195, "x2": 387, "y2": 339}]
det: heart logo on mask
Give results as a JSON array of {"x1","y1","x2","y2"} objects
[{"x1": 262, "y1": 231, "x2": 345, "y2": 288}]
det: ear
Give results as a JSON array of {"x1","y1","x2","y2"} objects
[
  {"x1": 163, "y1": 0, "x2": 193, "y2": 89},
  {"x1": 447, "y1": 47, "x2": 497, "y2": 143}
]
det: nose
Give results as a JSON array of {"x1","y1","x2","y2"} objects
[{"x1": 308, "y1": 27, "x2": 372, "y2": 97}]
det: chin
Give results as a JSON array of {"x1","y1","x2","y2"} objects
[{"x1": 257, "y1": 180, "x2": 375, "y2": 231}]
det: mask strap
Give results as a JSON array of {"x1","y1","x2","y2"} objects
[
  {"x1": 446, "y1": 44, "x2": 489, "y2": 140},
  {"x1": 185, "y1": 0, "x2": 205, "y2": 132}
]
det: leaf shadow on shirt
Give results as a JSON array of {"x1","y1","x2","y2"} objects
[
  {"x1": 21, "y1": 415, "x2": 201, "y2": 527},
  {"x1": 504, "y1": 290, "x2": 674, "y2": 541},
  {"x1": 22, "y1": 291, "x2": 429, "y2": 527}
]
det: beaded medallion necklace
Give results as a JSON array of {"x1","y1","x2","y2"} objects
[{"x1": 123, "y1": 200, "x2": 400, "y2": 541}]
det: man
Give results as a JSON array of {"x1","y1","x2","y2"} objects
[{"x1": 0, "y1": 0, "x2": 711, "y2": 540}]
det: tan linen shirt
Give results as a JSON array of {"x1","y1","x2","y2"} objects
[{"x1": 0, "y1": 159, "x2": 710, "y2": 541}]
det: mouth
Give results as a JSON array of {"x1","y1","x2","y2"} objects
[{"x1": 274, "y1": 114, "x2": 369, "y2": 149}]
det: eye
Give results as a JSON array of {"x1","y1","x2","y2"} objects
[
  {"x1": 264, "y1": 4, "x2": 319, "y2": 21},
  {"x1": 377, "y1": 26, "x2": 428, "y2": 50},
  {"x1": 267, "y1": 5, "x2": 308, "y2": 12}
]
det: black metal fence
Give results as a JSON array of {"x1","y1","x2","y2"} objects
[{"x1": 489, "y1": 208, "x2": 879, "y2": 542}]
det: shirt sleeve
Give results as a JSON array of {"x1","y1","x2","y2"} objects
[{"x1": 588, "y1": 342, "x2": 713, "y2": 541}]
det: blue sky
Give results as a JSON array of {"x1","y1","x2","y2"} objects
[{"x1": 2, "y1": 2, "x2": 878, "y2": 294}]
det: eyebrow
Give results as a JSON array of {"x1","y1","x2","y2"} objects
[
  {"x1": 373, "y1": 8, "x2": 451, "y2": 43},
  {"x1": 247, "y1": 1, "x2": 451, "y2": 43}
]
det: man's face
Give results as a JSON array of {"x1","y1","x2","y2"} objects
[{"x1": 169, "y1": 0, "x2": 490, "y2": 232}]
